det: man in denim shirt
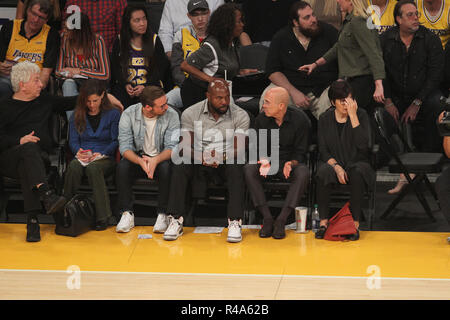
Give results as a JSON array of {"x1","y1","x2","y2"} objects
[{"x1": 115, "y1": 86, "x2": 180, "y2": 233}]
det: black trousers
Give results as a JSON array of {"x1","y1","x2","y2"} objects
[
  {"x1": 436, "y1": 166, "x2": 450, "y2": 225},
  {"x1": 180, "y1": 77, "x2": 207, "y2": 110},
  {"x1": 0, "y1": 143, "x2": 48, "y2": 212},
  {"x1": 347, "y1": 75, "x2": 377, "y2": 115},
  {"x1": 316, "y1": 167, "x2": 367, "y2": 222},
  {"x1": 243, "y1": 163, "x2": 310, "y2": 209},
  {"x1": 392, "y1": 89, "x2": 444, "y2": 152},
  {"x1": 116, "y1": 158, "x2": 172, "y2": 213},
  {"x1": 167, "y1": 163, "x2": 245, "y2": 219}
]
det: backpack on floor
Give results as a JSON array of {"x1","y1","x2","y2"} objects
[
  {"x1": 55, "y1": 194, "x2": 96, "y2": 237},
  {"x1": 324, "y1": 202, "x2": 357, "y2": 241}
]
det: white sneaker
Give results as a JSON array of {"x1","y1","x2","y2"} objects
[
  {"x1": 163, "y1": 216, "x2": 183, "y2": 241},
  {"x1": 227, "y1": 219, "x2": 242, "y2": 243},
  {"x1": 116, "y1": 211, "x2": 135, "y2": 233},
  {"x1": 153, "y1": 213, "x2": 169, "y2": 233}
]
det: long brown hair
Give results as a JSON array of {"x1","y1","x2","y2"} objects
[
  {"x1": 65, "y1": 12, "x2": 96, "y2": 59},
  {"x1": 74, "y1": 79, "x2": 118, "y2": 134}
]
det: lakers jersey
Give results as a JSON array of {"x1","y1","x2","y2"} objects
[
  {"x1": 367, "y1": 0, "x2": 397, "y2": 34},
  {"x1": 181, "y1": 27, "x2": 201, "y2": 78},
  {"x1": 417, "y1": 0, "x2": 450, "y2": 47},
  {"x1": 5, "y1": 19, "x2": 50, "y2": 69},
  {"x1": 126, "y1": 34, "x2": 158, "y2": 86}
]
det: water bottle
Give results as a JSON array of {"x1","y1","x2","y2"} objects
[{"x1": 312, "y1": 204, "x2": 320, "y2": 233}]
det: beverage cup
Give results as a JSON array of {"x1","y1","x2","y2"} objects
[{"x1": 295, "y1": 207, "x2": 308, "y2": 233}]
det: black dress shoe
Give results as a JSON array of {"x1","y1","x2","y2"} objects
[
  {"x1": 95, "y1": 220, "x2": 108, "y2": 231},
  {"x1": 315, "y1": 226, "x2": 327, "y2": 239},
  {"x1": 26, "y1": 218, "x2": 41, "y2": 242},
  {"x1": 259, "y1": 219, "x2": 273, "y2": 238},
  {"x1": 272, "y1": 220, "x2": 285, "y2": 239},
  {"x1": 42, "y1": 190, "x2": 67, "y2": 215},
  {"x1": 347, "y1": 229, "x2": 360, "y2": 241}
]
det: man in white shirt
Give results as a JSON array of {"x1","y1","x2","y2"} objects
[{"x1": 158, "y1": 0, "x2": 224, "y2": 57}]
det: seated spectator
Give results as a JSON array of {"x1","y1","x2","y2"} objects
[
  {"x1": 115, "y1": 86, "x2": 180, "y2": 234},
  {"x1": 366, "y1": 0, "x2": 398, "y2": 34},
  {"x1": 166, "y1": 0, "x2": 211, "y2": 110},
  {"x1": 63, "y1": 0, "x2": 127, "y2": 53},
  {"x1": 163, "y1": 79, "x2": 250, "y2": 243},
  {"x1": 16, "y1": 0, "x2": 64, "y2": 32},
  {"x1": 315, "y1": 80, "x2": 374, "y2": 241},
  {"x1": 244, "y1": 87, "x2": 310, "y2": 239},
  {"x1": 180, "y1": 3, "x2": 257, "y2": 108},
  {"x1": 110, "y1": 4, "x2": 172, "y2": 109},
  {"x1": 0, "y1": 0, "x2": 59, "y2": 97},
  {"x1": 56, "y1": 13, "x2": 110, "y2": 99},
  {"x1": 380, "y1": 0, "x2": 444, "y2": 193},
  {"x1": 241, "y1": 0, "x2": 298, "y2": 47},
  {"x1": 417, "y1": 0, "x2": 450, "y2": 48},
  {"x1": 435, "y1": 111, "x2": 450, "y2": 241},
  {"x1": 308, "y1": 0, "x2": 343, "y2": 30},
  {"x1": 63, "y1": 80, "x2": 121, "y2": 231},
  {"x1": 300, "y1": 0, "x2": 386, "y2": 115},
  {"x1": 0, "y1": 61, "x2": 78, "y2": 242},
  {"x1": 158, "y1": 0, "x2": 224, "y2": 57},
  {"x1": 260, "y1": 1, "x2": 338, "y2": 120}
]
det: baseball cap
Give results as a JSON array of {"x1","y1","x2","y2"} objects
[{"x1": 188, "y1": 0, "x2": 209, "y2": 14}]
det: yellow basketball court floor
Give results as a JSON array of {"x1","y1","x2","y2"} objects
[{"x1": 0, "y1": 223, "x2": 449, "y2": 299}]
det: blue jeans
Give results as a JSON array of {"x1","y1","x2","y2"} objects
[
  {"x1": 0, "y1": 75, "x2": 13, "y2": 98},
  {"x1": 62, "y1": 79, "x2": 78, "y2": 120},
  {"x1": 166, "y1": 87, "x2": 183, "y2": 110}
]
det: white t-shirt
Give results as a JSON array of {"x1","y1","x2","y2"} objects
[{"x1": 143, "y1": 115, "x2": 159, "y2": 157}]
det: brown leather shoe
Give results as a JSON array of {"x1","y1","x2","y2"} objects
[{"x1": 272, "y1": 220, "x2": 285, "y2": 239}]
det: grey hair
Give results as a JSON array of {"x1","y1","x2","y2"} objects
[{"x1": 10, "y1": 61, "x2": 40, "y2": 92}]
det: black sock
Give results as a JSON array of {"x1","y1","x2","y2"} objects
[
  {"x1": 276, "y1": 206, "x2": 293, "y2": 225},
  {"x1": 27, "y1": 211, "x2": 40, "y2": 223},
  {"x1": 257, "y1": 205, "x2": 272, "y2": 221}
]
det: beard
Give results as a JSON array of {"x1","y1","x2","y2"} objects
[{"x1": 298, "y1": 22, "x2": 321, "y2": 38}]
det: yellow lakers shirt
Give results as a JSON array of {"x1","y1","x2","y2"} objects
[
  {"x1": 367, "y1": 0, "x2": 398, "y2": 34},
  {"x1": 417, "y1": 0, "x2": 450, "y2": 47}
]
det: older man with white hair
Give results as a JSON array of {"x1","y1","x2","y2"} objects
[{"x1": 0, "y1": 61, "x2": 79, "y2": 242}]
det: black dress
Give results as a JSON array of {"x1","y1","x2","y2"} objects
[{"x1": 316, "y1": 107, "x2": 374, "y2": 189}]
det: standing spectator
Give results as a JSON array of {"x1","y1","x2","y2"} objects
[
  {"x1": 366, "y1": 0, "x2": 398, "y2": 34},
  {"x1": 115, "y1": 86, "x2": 180, "y2": 234},
  {"x1": 110, "y1": 4, "x2": 172, "y2": 109},
  {"x1": 180, "y1": 3, "x2": 257, "y2": 108},
  {"x1": 315, "y1": 80, "x2": 374, "y2": 241},
  {"x1": 166, "y1": 0, "x2": 211, "y2": 110},
  {"x1": 380, "y1": 0, "x2": 444, "y2": 193},
  {"x1": 260, "y1": 1, "x2": 338, "y2": 120},
  {"x1": 158, "y1": 0, "x2": 224, "y2": 57},
  {"x1": 417, "y1": 0, "x2": 450, "y2": 48},
  {"x1": 63, "y1": 0, "x2": 126, "y2": 53},
  {"x1": 242, "y1": 0, "x2": 298, "y2": 47},
  {"x1": 16, "y1": 0, "x2": 65, "y2": 31},
  {"x1": 0, "y1": 0, "x2": 59, "y2": 97},
  {"x1": 56, "y1": 13, "x2": 110, "y2": 98},
  {"x1": 300, "y1": 0, "x2": 386, "y2": 115},
  {"x1": 63, "y1": 79, "x2": 121, "y2": 231}
]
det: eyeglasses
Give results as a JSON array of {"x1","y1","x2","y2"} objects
[
  {"x1": 403, "y1": 11, "x2": 421, "y2": 19},
  {"x1": 28, "y1": 9, "x2": 48, "y2": 22}
]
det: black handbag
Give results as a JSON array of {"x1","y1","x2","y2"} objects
[{"x1": 55, "y1": 194, "x2": 96, "y2": 237}]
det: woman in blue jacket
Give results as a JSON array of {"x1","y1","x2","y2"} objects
[{"x1": 63, "y1": 79, "x2": 122, "y2": 230}]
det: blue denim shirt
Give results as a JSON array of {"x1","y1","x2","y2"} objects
[{"x1": 118, "y1": 103, "x2": 180, "y2": 156}]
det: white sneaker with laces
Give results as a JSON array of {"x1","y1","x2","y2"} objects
[
  {"x1": 116, "y1": 211, "x2": 135, "y2": 233},
  {"x1": 227, "y1": 219, "x2": 242, "y2": 243},
  {"x1": 153, "y1": 213, "x2": 169, "y2": 233},
  {"x1": 163, "y1": 216, "x2": 184, "y2": 241}
]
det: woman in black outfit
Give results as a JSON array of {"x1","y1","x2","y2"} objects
[{"x1": 315, "y1": 80, "x2": 375, "y2": 241}]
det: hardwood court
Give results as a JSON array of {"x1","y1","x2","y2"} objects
[{"x1": 0, "y1": 224, "x2": 449, "y2": 299}]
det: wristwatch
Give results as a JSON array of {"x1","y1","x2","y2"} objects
[{"x1": 412, "y1": 99, "x2": 422, "y2": 107}]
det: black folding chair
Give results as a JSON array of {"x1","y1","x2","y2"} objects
[{"x1": 374, "y1": 107, "x2": 443, "y2": 222}]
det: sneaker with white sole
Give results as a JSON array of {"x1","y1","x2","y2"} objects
[
  {"x1": 227, "y1": 219, "x2": 242, "y2": 243},
  {"x1": 116, "y1": 211, "x2": 135, "y2": 233},
  {"x1": 163, "y1": 216, "x2": 183, "y2": 241},
  {"x1": 153, "y1": 213, "x2": 169, "y2": 233}
]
